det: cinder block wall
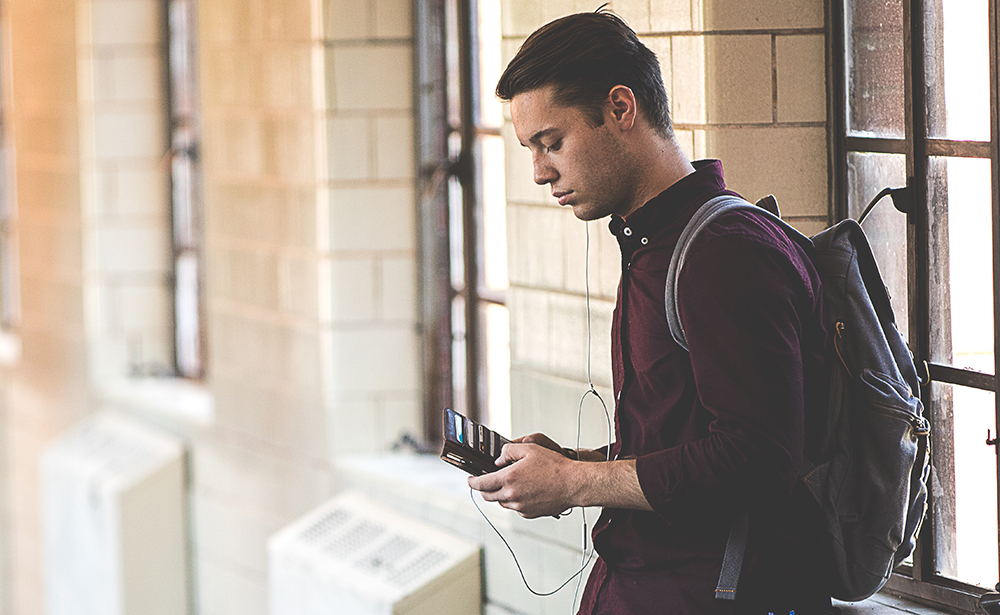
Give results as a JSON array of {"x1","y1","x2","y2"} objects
[
  {"x1": 5, "y1": 0, "x2": 91, "y2": 612},
  {"x1": 321, "y1": 0, "x2": 420, "y2": 454},
  {"x1": 0, "y1": 0, "x2": 421, "y2": 613},
  {"x1": 77, "y1": 0, "x2": 173, "y2": 381}
]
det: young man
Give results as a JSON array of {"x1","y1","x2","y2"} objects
[{"x1": 468, "y1": 10, "x2": 832, "y2": 615}]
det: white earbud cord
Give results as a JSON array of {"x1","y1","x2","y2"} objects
[{"x1": 471, "y1": 221, "x2": 613, "y2": 606}]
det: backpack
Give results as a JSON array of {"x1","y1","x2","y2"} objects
[{"x1": 664, "y1": 194, "x2": 931, "y2": 603}]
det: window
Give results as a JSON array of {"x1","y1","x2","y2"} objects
[
  {"x1": 834, "y1": 0, "x2": 999, "y2": 607},
  {"x1": 0, "y1": 33, "x2": 17, "y2": 334},
  {"x1": 416, "y1": 0, "x2": 509, "y2": 443},
  {"x1": 167, "y1": 0, "x2": 204, "y2": 379}
]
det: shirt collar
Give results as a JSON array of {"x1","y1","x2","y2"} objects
[{"x1": 609, "y1": 159, "x2": 731, "y2": 250}]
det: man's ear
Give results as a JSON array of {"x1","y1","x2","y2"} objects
[{"x1": 607, "y1": 85, "x2": 637, "y2": 131}]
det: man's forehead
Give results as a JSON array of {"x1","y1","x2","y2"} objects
[{"x1": 510, "y1": 86, "x2": 576, "y2": 143}]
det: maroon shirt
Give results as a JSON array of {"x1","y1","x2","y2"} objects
[{"x1": 578, "y1": 161, "x2": 831, "y2": 614}]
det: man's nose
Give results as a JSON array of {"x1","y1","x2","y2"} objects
[{"x1": 533, "y1": 157, "x2": 556, "y2": 185}]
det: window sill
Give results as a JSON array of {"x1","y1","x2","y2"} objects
[
  {"x1": 100, "y1": 377, "x2": 214, "y2": 425},
  {"x1": 836, "y1": 591, "x2": 963, "y2": 615}
]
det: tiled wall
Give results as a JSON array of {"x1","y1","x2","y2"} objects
[
  {"x1": 321, "y1": 0, "x2": 420, "y2": 455},
  {"x1": 77, "y1": 0, "x2": 173, "y2": 381}
]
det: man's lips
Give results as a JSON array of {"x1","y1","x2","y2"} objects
[{"x1": 553, "y1": 191, "x2": 572, "y2": 206}]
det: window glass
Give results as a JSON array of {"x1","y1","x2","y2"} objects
[
  {"x1": 169, "y1": 0, "x2": 203, "y2": 378},
  {"x1": 484, "y1": 303, "x2": 510, "y2": 436},
  {"x1": 924, "y1": 0, "x2": 990, "y2": 141},
  {"x1": 478, "y1": 0, "x2": 503, "y2": 129},
  {"x1": 847, "y1": 152, "x2": 909, "y2": 341},
  {"x1": 448, "y1": 172, "x2": 465, "y2": 289},
  {"x1": 931, "y1": 382, "x2": 999, "y2": 589},
  {"x1": 481, "y1": 135, "x2": 507, "y2": 291},
  {"x1": 928, "y1": 157, "x2": 994, "y2": 373},
  {"x1": 0, "y1": 141, "x2": 18, "y2": 330},
  {"x1": 451, "y1": 295, "x2": 468, "y2": 417},
  {"x1": 846, "y1": 0, "x2": 906, "y2": 137}
]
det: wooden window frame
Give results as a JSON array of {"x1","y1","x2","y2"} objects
[{"x1": 830, "y1": 0, "x2": 1000, "y2": 609}]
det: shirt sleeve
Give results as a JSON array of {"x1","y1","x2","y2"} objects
[{"x1": 634, "y1": 220, "x2": 814, "y2": 523}]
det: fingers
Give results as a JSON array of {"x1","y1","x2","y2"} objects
[{"x1": 514, "y1": 432, "x2": 562, "y2": 453}]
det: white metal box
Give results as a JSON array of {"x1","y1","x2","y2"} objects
[
  {"x1": 41, "y1": 413, "x2": 188, "y2": 615},
  {"x1": 268, "y1": 490, "x2": 481, "y2": 615}
]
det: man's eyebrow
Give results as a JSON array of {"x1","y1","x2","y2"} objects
[{"x1": 526, "y1": 127, "x2": 559, "y2": 145}]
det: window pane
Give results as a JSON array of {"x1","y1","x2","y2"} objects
[
  {"x1": 477, "y1": 0, "x2": 503, "y2": 129},
  {"x1": 928, "y1": 157, "x2": 994, "y2": 373},
  {"x1": 846, "y1": 0, "x2": 906, "y2": 137},
  {"x1": 847, "y1": 152, "x2": 909, "y2": 341},
  {"x1": 931, "y1": 382, "x2": 999, "y2": 589},
  {"x1": 175, "y1": 253, "x2": 202, "y2": 377},
  {"x1": 484, "y1": 302, "x2": 510, "y2": 436},
  {"x1": 448, "y1": 173, "x2": 465, "y2": 289},
  {"x1": 924, "y1": 0, "x2": 990, "y2": 141},
  {"x1": 451, "y1": 295, "x2": 467, "y2": 417},
  {"x1": 481, "y1": 135, "x2": 507, "y2": 291}
]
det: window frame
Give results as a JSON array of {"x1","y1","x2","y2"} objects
[
  {"x1": 416, "y1": 0, "x2": 507, "y2": 444},
  {"x1": 165, "y1": 0, "x2": 205, "y2": 380},
  {"x1": 830, "y1": 0, "x2": 1000, "y2": 608}
]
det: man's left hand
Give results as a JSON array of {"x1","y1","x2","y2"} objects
[{"x1": 468, "y1": 442, "x2": 581, "y2": 519}]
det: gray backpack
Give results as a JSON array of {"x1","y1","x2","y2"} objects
[{"x1": 664, "y1": 195, "x2": 931, "y2": 603}]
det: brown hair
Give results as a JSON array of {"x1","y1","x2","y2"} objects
[{"x1": 496, "y1": 9, "x2": 672, "y2": 137}]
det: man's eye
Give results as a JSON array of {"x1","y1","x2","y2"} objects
[{"x1": 546, "y1": 140, "x2": 562, "y2": 153}]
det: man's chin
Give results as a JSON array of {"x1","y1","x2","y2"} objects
[{"x1": 571, "y1": 204, "x2": 608, "y2": 222}]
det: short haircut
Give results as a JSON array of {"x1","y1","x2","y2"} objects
[{"x1": 496, "y1": 9, "x2": 672, "y2": 137}]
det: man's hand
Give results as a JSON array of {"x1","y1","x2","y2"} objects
[
  {"x1": 468, "y1": 442, "x2": 579, "y2": 518},
  {"x1": 468, "y1": 435, "x2": 655, "y2": 518}
]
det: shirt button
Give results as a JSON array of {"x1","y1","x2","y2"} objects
[
  {"x1": 640, "y1": 237, "x2": 648, "y2": 245},
  {"x1": 623, "y1": 227, "x2": 632, "y2": 236}
]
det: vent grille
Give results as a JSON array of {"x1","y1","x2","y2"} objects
[{"x1": 268, "y1": 491, "x2": 481, "y2": 614}]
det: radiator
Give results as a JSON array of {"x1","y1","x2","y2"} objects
[
  {"x1": 268, "y1": 490, "x2": 481, "y2": 615},
  {"x1": 41, "y1": 413, "x2": 188, "y2": 615}
]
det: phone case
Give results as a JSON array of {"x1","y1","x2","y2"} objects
[{"x1": 440, "y1": 408, "x2": 511, "y2": 475}]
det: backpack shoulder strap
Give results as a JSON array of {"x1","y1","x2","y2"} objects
[
  {"x1": 665, "y1": 195, "x2": 758, "y2": 350},
  {"x1": 665, "y1": 194, "x2": 811, "y2": 350}
]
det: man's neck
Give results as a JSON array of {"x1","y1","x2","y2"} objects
[{"x1": 621, "y1": 135, "x2": 696, "y2": 218}]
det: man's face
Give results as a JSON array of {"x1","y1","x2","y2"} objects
[{"x1": 510, "y1": 85, "x2": 635, "y2": 221}]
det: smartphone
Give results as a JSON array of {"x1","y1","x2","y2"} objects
[{"x1": 440, "y1": 408, "x2": 511, "y2": 475}]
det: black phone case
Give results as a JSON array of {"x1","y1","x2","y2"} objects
[{"x1": 440, "y1": 408, "x2": 511, "y2": 475}]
